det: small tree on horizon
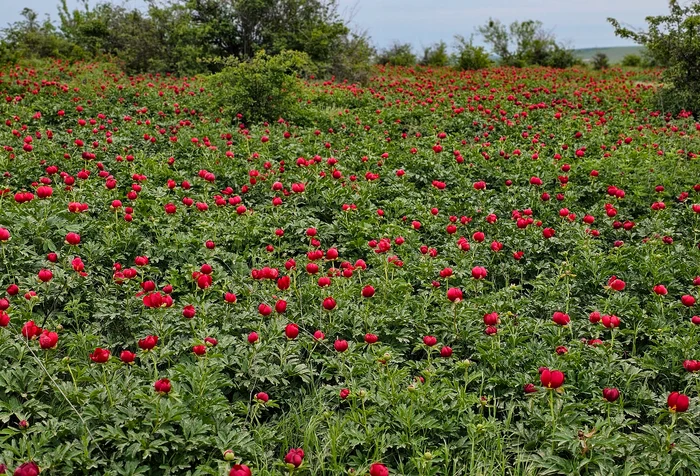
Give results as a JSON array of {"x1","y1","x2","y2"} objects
[
  {"x1": 476, "y1": 18, "x2": 576, "y2": 68},
  {"x1": 592, "y1": 52, "x2": 609, "y2": 70}
]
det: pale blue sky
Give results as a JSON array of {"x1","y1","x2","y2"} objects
[{"x1": 1, "y1": 0, "x2": 670, "y2": 50}]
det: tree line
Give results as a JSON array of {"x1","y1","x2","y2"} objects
[
  {"x1": 0, "y1": 0, "x2": 374, "y2": 79},
  {"x1": 0, "y1": 1, "x2": 648, "y2": 77}
]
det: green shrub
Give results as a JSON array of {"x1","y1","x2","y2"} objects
[
  {"x1": 453, "y1": 35, "x2": 492, "y2": 70},
  {"x1": 420, "y1": 41, "x2": 450, "y2": 67},
  {"x1": 376, "y1": 42, "x2": 416, "y2": 67},
  {"x1": 541, "y1": 44, "x2": 578, "y2": 68},
  {"x1": 610, "y1": 0, "x2": 700, "y2": 113},
  {"x1": 204, "y1": 50, "x2": 311, "y2": 124},
  {"x1": 621, "y1": 54, "x2": 642, "y2": 67},
  {"x1": 325, "y1": 31, "x2": 375, "y2": 84},
  {"x1": 592, "y1": 53, "x2": 609, "y2": 70}
]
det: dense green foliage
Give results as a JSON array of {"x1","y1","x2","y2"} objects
[
  {"x1": 621, "y1": 54, "x2": 642, "y2": 67},
  {"x1": 420, "y1": 42, "x2": 450, "y2": 67},
  {"x1": 452, "y1": 36, "x2": 493, "y2": 71},
  {"x1": 609, "y1": 0, "x2": 700, "y2": 113},
  {"x1": 204, "y1": 50, "x2": 312, "y2": 124},
  {"x1": 0, "y1": 0, "x2": 369, "y2": 79},
  {"x1": 376, "y1": 42, "x2": 418, "y2": 67},
  {"x1": 592, "y1": 53, "x2": 609, "y2": 70}
]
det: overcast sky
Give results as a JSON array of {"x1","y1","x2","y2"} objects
[{"x1": 1, "y1": 0, "x2": 670, "y2": 50}]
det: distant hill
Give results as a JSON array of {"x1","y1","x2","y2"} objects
[{"x1": 573, "y1": 46, "x2": 645, "y2": 64}]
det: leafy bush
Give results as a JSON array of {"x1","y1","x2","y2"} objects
[
  {"x1": 324, "y1": 30, "x2": 375, "y2": 84},
  {"x1": 543, "y1": 44, "x2": 579, "y2": 68},
  {"x1": 609, "y1": 0, "x2": 700, "y2": 113},
  {"x1": 592, "y1": 52, "x2": 609, "y2": 70},
  {"x1": 376, "y1": 42, "x2": 417, "y2": 66},
  {"x1": 0, "y1": 8, "x2": 85, "y2": 65},
  {"x1": 453, "y1": 35, "x2": 492, "y2": 70},
  {"x1": 204, "y1": 50, "x2": 311, "y2": 123},
  {"x1": 420, "y1": 41, "x2": 450, "y2": 67},
  {"x1": 621, "y1": 54, "x2": 642, "y2": 67}
]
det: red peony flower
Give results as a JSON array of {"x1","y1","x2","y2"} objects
[
  {"x1": 667, "y1": 392, "x2": 689, "y2": 412},
  {"x1": 471, "y1": 266, "x2": 488, "y2": 280},
  {"x1": 138, "y1": 335, "x2": 159, "y2": 351},
  {"x1": 284, "y1": 448, "x2": 304, "y2": 468},
  {"x1": 603, "y1": 387, "x2": 620, "y2": 402},
  {"x1": 90, "y1": 347, "x2": 111, "y2": 363},
  {"x1": 120, "y1": 350, "x2": 136, "y2": 364},
  {"x1": 334, "y1": 339, "x2": 348, "y2": 352},
  {"x1": 285, "y1": 323, "x2": 299, "y2": 339},
  {"x1": 182, "y1": 305, "x2": 196, "y2": 319},
  {"x1": 65, "y1": 232, "x2": 81, "y2": 245},
  {"x1": 552, "y1": 311, "x2": 570, "y2": 326},
  {"x1": 192, "y1": 345, "x2": 206, "y2": 356},
  {"x1": 681, "y1": 295, "x2": 696, "y2": 307},
  {"x1": 447, "y1": 287, "x2": 463, "y2": 302},
  {"x1": 38, "y1": 330, "x2": 58, "y2": 349},
  {"x1": 322, "y1": 297, "x2": 336, "y2": 310},
  {"x1": 37, "y1": 269, "x2": 53, "y2": 283},
  {"x1": 255, "y1": 392, "x2": 269, "y2": 403},
  {"x1": 229, "y1": 464, "x2": 251, "y2": 476},
  {"x1": 369, "y1": 463, "x2": 389, "y2": 476},
  {"x1": 154, "y1": 378, "x2": 171, "y2": 394},
  {"x1": 539, "y1": 368, "x2": 565, "y2": 389},
  {"x1": 13, "y1": 462, "x2": 40, "y2": 476}
]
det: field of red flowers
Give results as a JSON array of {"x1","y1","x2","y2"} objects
[{"x1": 0, "y1": 61, "x2": 699, "y2": 475}]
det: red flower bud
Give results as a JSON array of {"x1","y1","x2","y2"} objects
[
  {"x1": 540, "y1": 368, "x2": 565, "y2": 389},
  {"x1": 119, "y1": 350, "x2": 136, "y2": 364},
  {"x1": 229, "y1": 464, "x2": 251, "y2": 476},
  {"x1": 603, "y1": 387, "x2": 620, "y2": 402},
  {"x1": 334, "y1": 339, "x2": 348, "y2": 352},
  {"x1": 667, "y1": 391, "x2": 689, "y2": 412},
  {"x1": 284, "y1": 448, "x2": 304, "y2": 468},
  {"x1": 369, "y1": 463, "x2": 389, "y2": 476},
  {"x1": 285, "y1": 323, "x2": 299, "y2": 339},
  {"x1": 154, "y1": 378, "x2": 171, "y2": 394}
]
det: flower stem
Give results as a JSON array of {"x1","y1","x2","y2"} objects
[{"x1": 102, "y1": 366, "x2": 114, "y2": 406}]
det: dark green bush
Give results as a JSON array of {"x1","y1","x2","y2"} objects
[
  {"x1": 610, "y1": 0, "x2": 700, "y2": 114},
  {"x1": 204, "y1": 50, "x2": 311, "y2": 124},
  {"x1": 376, "y1": 42, "x2": 417, "y2": 67},
  {"x1": 453, "y1": 36, "x2": 492, "y2": 70},
  {"x1": 420, "y1": 41, "x2": 450, "y2": 67},
  {"x1": 592, "y1": 53, "x2": 609, "y2": 70},
  {"x1": 324, "y1": 31, "x2": 375, "y2": 84},
  {"x1": 621, "y1": 54, "x2": 642, "y2": 67}
]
